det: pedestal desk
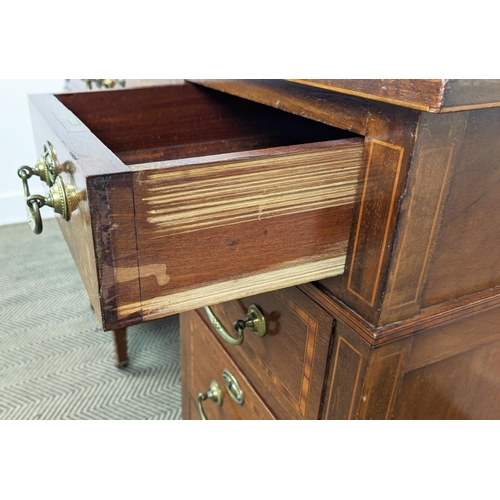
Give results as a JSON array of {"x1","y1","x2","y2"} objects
[{"x1": 23, "y1": 79, "x2": 500, "y2": 419}]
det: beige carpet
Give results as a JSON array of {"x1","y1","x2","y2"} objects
[{"x1": 0, "y1": 218, "x2": 181, "y2": 420}]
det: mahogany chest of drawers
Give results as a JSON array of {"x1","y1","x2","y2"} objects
[{"x1": 25, "y1": 79, "x2": 500, "y2": 419}]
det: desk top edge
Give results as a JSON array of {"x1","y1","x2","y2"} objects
[{"x1": 191, "y1": 79, "x2": 500, "y2": 113}]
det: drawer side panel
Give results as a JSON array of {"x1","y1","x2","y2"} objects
[
  {"x1": 131, "y1": 141, "x2": 363, "y2": 320},
  {"x1": 28, "y1": 95, "x2": 103, "y2": 320},
  {"x1": 28, "y1": 94, "x2": 139, "y2": 331}
]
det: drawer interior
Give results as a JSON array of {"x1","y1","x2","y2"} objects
[{"x1": 56, "y1": 82, "x2": 360, "y2": 165}]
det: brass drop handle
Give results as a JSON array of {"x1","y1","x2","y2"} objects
[
  {"x1": 22, "y1": 141, "x2": 61, "y2": 187},
  {"x1": 18, "y1": 166, "x2": 42, "y2": 234},
  {"x1": 198, "y1": 380, "x2": 223, "y2": 420},
  {"x1": 18, "y1": 166, "x2": 77, "y2": 235},
  {"x1": 197, "y1": 370, "x2": 244, "y2": 420},
  {"x1": 204, "y1": 304, "x2": 266, "y2": 346}
]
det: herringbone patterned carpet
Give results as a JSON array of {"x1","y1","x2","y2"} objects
[{"x1": 0, "y1": 219, "x2": 182, "y2": 420}]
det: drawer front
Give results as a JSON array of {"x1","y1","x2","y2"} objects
[
  {"x1": 198, "y1": 287, "x2": 336, "y2": 419},
  {"x1": 28, "y1": 83, "x2": 363, "y2": 331},
  {"x1": 181, "y1": 309, "x2": 275, "y2": 420}
]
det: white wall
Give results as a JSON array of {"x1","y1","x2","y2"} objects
[{"x1": 0, "y1": 79, "x2": 66, "y2": 225}]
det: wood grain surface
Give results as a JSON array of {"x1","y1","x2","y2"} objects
[
  {"x1": 391, "y1": 303, "x2": 500, "y2": 419},
  {"x1": 128, "y1": 139, "x2": 363, "y2": 321},
  {"x1": 378, "y1": 111, "x2": 469, "y2": 324},
  {"x1": 287, "y1": 79, "x2": 447, "y2": 111},
  {"x1": 58, "y1": 83, "x2": 356, "y2": 164},
  {"x1": 423, "y1": 107, "x2": 500, "y2": 306},
  {"x1": 198, "y1": 287, "x2": 335, "y2": 419},
  {"x1": 286, "y1": 79, "x2": 500, "y2": 112},
  {"x1": 322, "y1": 320, "x2": 370, "y2": 420},
  {"x1": 181, "y1": 309, "x2": 275, "y2": 420},
  {"x1": 319, "y1": 104, "x2": 419, "y2": 325}
]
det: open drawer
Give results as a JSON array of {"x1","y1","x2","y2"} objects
[{"x1": 27, "y1": 82, "x2": 364, "y2": 331}]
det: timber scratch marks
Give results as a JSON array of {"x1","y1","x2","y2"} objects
[
  {"x1": 115, "y1": 263, "x2": 170, "y2": 287},
  {"x1": 137, "y1": 144, "x2": 363, "y2": 236},
  {"x1": 117, "y1": 255, "x2": 347, "y2": 320}
]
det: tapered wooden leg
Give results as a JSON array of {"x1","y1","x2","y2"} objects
[{"x1": 113, "y1": 328, "x2": 128, "y2": 368}]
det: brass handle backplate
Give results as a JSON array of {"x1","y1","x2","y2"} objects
[
  {"x1": 18, "y1": 142, "x2": 77, "y2": 234},
  {"x1": 204, "y1": 304, "x2": 266, "y2": 346},
  {"x1": 222, "y1": 369, "x2": 244, "y2": 405},
  {"x1": 198, "y1": 380, "x2": 223, "y2": 420},
  {"x1": 197, "y1": 370, "x2": 244, "y2": 420},
  {"x1": 35, "y1": 141, "x2": 60, "y2": 187}
]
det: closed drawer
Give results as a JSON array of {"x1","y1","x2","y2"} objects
[
  {"x1": 27, "y1": 82, "x2": 363, "y2": 331},
  {"x1": 181, "y1": 309, "x2": 275, "y2": 420},
  {"x1": 198, "y1": 286, "x2": 336, "y2": 419}
]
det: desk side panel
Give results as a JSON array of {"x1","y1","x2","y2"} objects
[
  {"x1": 378, "y1": 111, "x2": 469, "y2": 324},
  {"x1": 423, "y1": 107, "x2": 500, "y2": 307},
  {"x1": 392, "y1": 303, "x2": 500, "y2": 419}
]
